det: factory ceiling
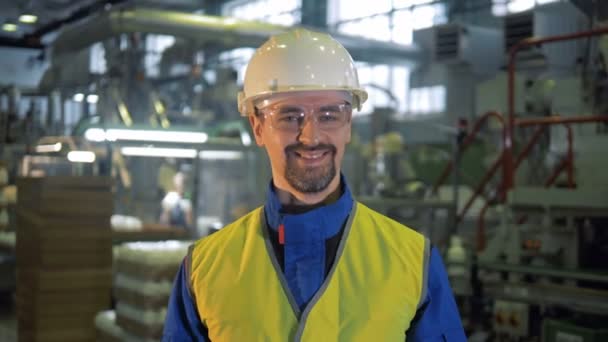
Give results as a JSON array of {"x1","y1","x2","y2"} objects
[{"x1": 0, "y1": 0, "x2": 423, "y2": 67}]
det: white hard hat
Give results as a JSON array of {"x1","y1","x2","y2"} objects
[{"x1": 238, "y1": 28, "x2": 368, "y2": 116}]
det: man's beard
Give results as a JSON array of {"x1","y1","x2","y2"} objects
[{"x1": 284, "y1": 143, "x2": 337, "y2": 193}]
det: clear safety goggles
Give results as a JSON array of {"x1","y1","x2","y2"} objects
[{"x1": 255, "y1": 100, "x2": 352, "y2": 133}]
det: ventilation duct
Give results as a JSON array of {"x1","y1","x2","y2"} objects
[
  {"x1": 504, "y1": 1, "x2": 589, "y2": 68},
  {"x1": 432, "y1": 23, "x2": 503, "y2": 76}
]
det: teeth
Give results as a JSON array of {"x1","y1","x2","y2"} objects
[{"x1": 298, "y1": 151, "x2": 324, "y2": 160}]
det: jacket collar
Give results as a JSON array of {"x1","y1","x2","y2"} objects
[{"x1": 264, "y1": 175, "x2": 354, "y2": 242}]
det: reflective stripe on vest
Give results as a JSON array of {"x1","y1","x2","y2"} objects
[{"x1": 189, "y1": 202, "x2": 428, "y2": 341}]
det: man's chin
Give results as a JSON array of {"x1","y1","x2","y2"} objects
[{"x1": 286, "y1": 171, "x2": 335, "y2": 194}]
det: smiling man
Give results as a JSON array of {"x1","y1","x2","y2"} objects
[{"x1": 163, "y1": 29, "x2": 466, "y2": 341}]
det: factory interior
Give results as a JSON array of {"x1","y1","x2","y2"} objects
[{"x1": 0, "y1": 0, "x2": 607, "y2": 341}]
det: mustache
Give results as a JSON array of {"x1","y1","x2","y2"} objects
[{"x1": 285, "y1": 143, "x2": 337, "y2": 155}]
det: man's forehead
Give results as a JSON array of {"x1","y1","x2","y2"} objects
[{"x1": 255, "y1": 90, "x2": 352, "y2": 108}]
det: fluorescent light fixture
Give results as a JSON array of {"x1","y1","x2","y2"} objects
[
  {"x1": 84, "y1": 128, "x2": 106, "y2": 142},
  {"x1": 121, "y1": 147, "x2": 197, "y2": 159},
  {"x1": 84, "y1": 128, "x2": 209, "y2": 144},
  {"x1": 73, "y1": 93, "x2": 85, "y2": 102},
  {"x1": 199, "y1": 150, "x2": 243, "y2": 160},
  {"x1": 67, "y1": 151, "x2": 96, "y2": 163},
  {"x1": 18, "y1": 14, "x2": 37, "y2": 24},
  {"x1": 2, "y1": 23, "x2": 17, "y2": 32},
  {"x1": 86, "y1": 94, "x2": 99, "y2": 104},
  {"x1": 106, "y1": 129, "x2": 207, "y2": 143},
  {"x1": 35, "y1": 143, "x2": 62, "y2": 153}
]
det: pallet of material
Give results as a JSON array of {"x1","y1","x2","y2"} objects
[
  {"x1": 111, "y1": 240, "x2": 190, "y2": 340},
  {"x1": 15, "y1": 176, "x2": 113, "y2": 342},
  {"x1": 16, "y1": 207, "x2": 110, "y2": 231},
  {"x1": 114, "y1": 240, "x2": 189, "y2": 281},
  {"x1": 114, "y1": 285, "x2": 171, "y2": 310},
  {"x1": 16, "y1": 287, "x2": 111, "y2": 316},
  {"x1": 17, "y1": 177, "x2": 112, "y2": 218},
  {"x1": 17, "y1": 268, "x2": 111, "y2": 292},
  {"x1": 116, "y1": 303, "x2": 165, "y2": 340},
  {"x1": 18, "y1": 326, "x2": 95, "y2": 342}
]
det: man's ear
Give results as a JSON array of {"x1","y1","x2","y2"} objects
[{"x1": 248, "y1": 115, "x2": 265, "y2": 146}]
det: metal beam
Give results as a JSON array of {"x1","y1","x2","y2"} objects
[{"x1": 0, "y1": 36, "x2": 44, "y2": 50}]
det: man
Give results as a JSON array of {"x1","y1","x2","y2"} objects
[
  {"x1": 163, "y1": 29, "x2": 466, "y2": 341},
  {"x1": 160, "y1": 171, "x2": 193, "y2": 229}
]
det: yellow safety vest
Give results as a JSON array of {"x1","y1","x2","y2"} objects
[{"x1": 189, "y1": 202, "x2": 429, "y2": 341}]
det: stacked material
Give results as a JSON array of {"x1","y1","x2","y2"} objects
[
  {"x1": 111, "y1": 240, "x2": 190, "y2": 340},
  {"x1": 16, "y1": 176, "x2": 113, "y2": 342},
  {"x1": 0, "y1": 162, "x2": 14, "y2": 231}
]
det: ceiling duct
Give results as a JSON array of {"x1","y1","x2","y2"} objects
[
  {"x1": 50, "y1": 6, "x2": 423, "y2": 67},
  {"x1": 433, "y1": 23, "x2": 503, "y2": 76},
  {"x1": 505, "y1": 12, "x2": 534, "y2": 53},
  {"x1": 504, "y1": 1, "x2": 589, "y2": 68}
]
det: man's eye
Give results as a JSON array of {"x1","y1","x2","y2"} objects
[
  {"x1": 319, "y1": 113, "x2": 340, "y2": 122},
  {"x1": 278, "y1": 114, "x2": 301, "y2": 122}
]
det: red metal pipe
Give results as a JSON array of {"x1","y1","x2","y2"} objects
[
  {"x1": 514, "y1": 125, "x2": 547, "y2": 169},
  {"x1": 507, "y1": 26, "x2": 608, "y2": 192},
  {"x1": 516, "y1": 158, "x2": 569, "y2": 225},
  {"x1": 432, "y1": 111, "x2": 505, "y2": 193},
  {"x1": 477, "y1": 202, "x2": 489, "y2": 252},
  {"x1": 476, "y1": 120, "x2": 580, "y2": 250},
  {"x1": 516, "y1": 115, "x2": 608, "y2": 127},
  {"x1": 457, "y1": 152, "x2": 504, "y2": 224},
  {"x1": 432, "y1": 160, "x2": 453, "y2": 194},
  {"x1": 477, "y1": 125, "x2": 546, "y2": 251},
  {"x1": 564, "y1": 124, "x2": 575, "y2": 188},
  {"x1": 545, "y1": 158, "x2": 568, "y2": 187}
]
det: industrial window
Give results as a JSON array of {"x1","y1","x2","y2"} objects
[
  {"x1": 216, "y1": 48, "x2": 256, "y2": 85},
  {"x1": 408, "y1": 85, "x2": 446, "y2": 115},
  {"x1": 89, "y1": 43, "x2": 107, "y2": 74},
  {"x1": 492, "y1": 0, "x2": 560, "y2": 16},
  {"x1": 221, "y1": 0, "x2": 302, "y2": 83},
  {"x1": 328, "y1": 0, "x2": 446, "y2": 116},
  {"x1": 223, "y1": 0, "x2": 301, "y2": 25},
  {"x1": 144, "y1": 35, "x2": 176, "y2": 78}
]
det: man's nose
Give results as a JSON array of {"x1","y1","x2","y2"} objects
[{"x1": 297, "y1": 115, "x2": 321, "y2": 145}]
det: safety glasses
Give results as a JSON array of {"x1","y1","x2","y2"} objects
[{"x1": 256, "y1": 101, "x2": 352, "y2": 133}]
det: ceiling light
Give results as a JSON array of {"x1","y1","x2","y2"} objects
[
  {"x1": 73, "y1": 93, "x2": 85, "y2": 102},
  {"x1": 67, "y1": 151, "x2": 96, "y2": 163},
  {"x1": 18, "y1": 15, "x2": 37, "y2": 24},
  {"x1": 86, "y1": 94, "x2": 99, "y2": 104},
  {"x1": 84, "y1": 128, "x2": 209, "y2": 144},
  {"x1": 106, "y1": 129, "x2": 208, "y2": 144},
  {"x1": 121, "y1": 147, "x2": 197, "y2": 159},
  {"x1": 84, "y1": 128, "x2": 106, "y2": 142},
  {"x1": 199, "y1": 150, "x2": 243, "y2": 160},
  {"x1": 35, "y1": 143, "x2": 62, "y2": 153},
  {"x1": 2, "y1": 23, "x2": 17, "y2": 32}
]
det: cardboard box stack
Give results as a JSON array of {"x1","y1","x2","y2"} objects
[{"x1": 16, "y1": 176, "x2": 113, "y2": 342}]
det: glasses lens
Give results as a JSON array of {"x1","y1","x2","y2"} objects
[
  {"x1": 261, "y1": 103, "x2": 350, "y2": 132},
  {"x1": 316, "y1": 103, "x2": 350, "y2": 129}
]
